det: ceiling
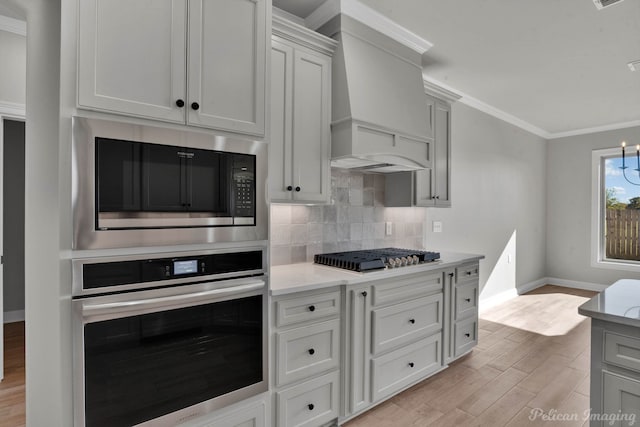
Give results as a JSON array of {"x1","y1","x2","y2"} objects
[{"x1": 274, "y1": 0, "x2": 640, "y2": 138}]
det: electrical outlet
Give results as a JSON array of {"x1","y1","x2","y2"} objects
[
  {"x1": 432, "y1": 221, "x2": 443, "y2": 233},
  {"x1": 508, "y1": 254, "x2": 512, "y2": 264},
  {"x1": 385, "y1": 221, "x2": 392, "y2": 236}
]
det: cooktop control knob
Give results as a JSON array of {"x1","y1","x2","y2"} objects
[
  {"x1": 412, "y1": 255, "x2": 419, "y2": 264},
  {"x1": 395, "y1": 258, "x2": 402, "y2": 267},
  {"x1": 388, "y1": 258, "x2": 396, "y2": 268}
]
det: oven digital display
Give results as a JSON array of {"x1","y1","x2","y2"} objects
[{"x1": 173, "y1": 260, "x2": 198, "y2": 275}]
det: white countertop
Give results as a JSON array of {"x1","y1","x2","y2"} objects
[
  {"x1": 270, "y1": 251, "x2": 484, "y2": 296},
  {"x1": 579, "y1": 279, "x2": 640, "y2": 327}
]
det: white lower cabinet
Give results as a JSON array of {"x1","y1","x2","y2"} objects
[
  {"x1": 185, "y1": 399, "x2": 267, "y2": 427},
  {"x1": 276, "y1": 371, "x2": 340, "y2": 427},
  {"x1": 272, "y1": 288, "x2": 342, "y2": 427}
]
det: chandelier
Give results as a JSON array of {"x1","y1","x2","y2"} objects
[{"x1": 620, "y1": 141, "x2": 640, "y2": 186}]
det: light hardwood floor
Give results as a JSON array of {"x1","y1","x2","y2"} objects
[
  {"x1": 0, "y1": 321, "x2": 25, "y2": 427},
  {"x1": 0, "y1": 286, "x2": 595, "y2": 427},
  {"x1": 344, "y1": 285, "x2": 597, "y2": 427}
]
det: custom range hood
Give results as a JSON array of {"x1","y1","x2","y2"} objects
[{"x1": 318, "y1": 14, "x2": 432, "y2": 173}]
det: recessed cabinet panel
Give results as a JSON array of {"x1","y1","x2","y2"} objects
[
  {"x1": 276, "y1": 371, "x2": 339, "y2": 427},
  {"x1": 276, "y1": 319, "x2": 340, "y2": 386},
  {"x1": 188, "y1": 0, "x2": 266, "y2": 135},
  {"x1": 602, "y1": 371, "x2": 640, "y2": 426},
  {"x1": 292, "y1": 51, "x2": 331, "y2": 202},
  {"x1": 454, "y1": 281, "x2": 478, "y2": 321},
  {"x1": 78, "y1": 0, "x2": 187, "y2": 122},
  {"x1": 371, "y1": 293, "x2": 443, "y2": 355},
  {"x1": 434, "y1": 100, "x2": 451, "y2": 205},
  {"x1": 269, "y1": 41, "x2": 294, "y2": 201},
  {"x1": 275, "y1": 290, "x2": 341, "y2": 328},
  {"x1": 371, "y1": 272, "x2": 442, "y2": 306}
]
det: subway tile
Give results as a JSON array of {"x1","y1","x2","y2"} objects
[
  {"x1": 334, "y1": 171, "x2": 349, "y2": 188},
  {"x1": 363, "y1": 188, "x2": 374, "y2": 206},
  {"x1": 290, "y1": 245, "x2": 307, "y2": 264},
  {"x1": 362, "y1": 207, "x2": 374, "y2": 223},
  {"x1": 323, "y1": 205, "x2": 337, "y2": 223},
  {"x1": 363, "y1": 174, "x2": 375, "y2": 189},
  {"x1": 374, "y1": 222, "x2": 385, "y2": 239},
  {"x1": 308, "y1": 206, "x2": 323, "y2": 223},
  {"x1": 362, "y1": 239, "x2": 375, "y2": 249},
  {"x1": 348, "y1": 206, "x2": 363, "y2": 223},
  {"x1": 271, "y1": 245, "x2": 291, "y2": 266},
  {"x1": 335, "y1": 188, "x2": 349, "y2": 204},
  {"x1": 374, "y1": 174, "x2": 385, "y2": 191},
  {"x1": 337, "y1": 206, "x2": 350, "y2": 223},
  {"x1": 349, "y1": 174, "x2": 364, "y2": 190},
  {"x1": 350, "y1": 223, "x2": 363, "y2": 241},
  {"x1": 374, "y1": 189, "x2": 385, "y2": 206},
  {"x1": 323, "y1": 223, "x2": 337, "y2": 242},
  {"x1": 374, "y1": 207, "x2": 385, "y2": 222},
  {"x1": 337, "y1": 223, "x2": 350, "y2": 242},
  {"x1": 362, "y1": 223, "x2": 376, "y2": 240},
  {"x1": 322, "y1": 242, "x2": 338, "y2": 253},
  {"x1": 307, "y1": 223, "x2": 323, "y2": 243},
  {"x1": 349, "y1": 188, "x2": 363, "y2": 206},
  {"x1": 306, "y1": 243, "x2": 323, "y2": 262},
  {"x1": 291, "y1": 205, "x2": 309, "y2": 224},
  {"x1": 290, "y1": 224, "x2": 308, "y2": 245},
  {"x1": 271, "y1": 224, "x2": 291, "y2": 245},
  {"x1": 271, "y1": 205, "x2": 292, "y2": 224}
]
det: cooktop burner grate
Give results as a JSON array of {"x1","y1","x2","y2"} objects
[{"x1": 314, "y1": 248, "x2": 440, "y2": 272}]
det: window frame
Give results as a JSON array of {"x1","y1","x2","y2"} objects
[{"x1": 591, "y1": 147, "x2": 640, "y2": 271}]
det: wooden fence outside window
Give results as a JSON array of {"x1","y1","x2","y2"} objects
[{"x1": 606, "y1": 208, "x2": 640, "y2": 260}]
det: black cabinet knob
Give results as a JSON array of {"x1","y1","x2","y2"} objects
[
  {"x1": 409, "y1": 318, "x2": 416, "y2": 324},
  {"x1": 464, "y1": 298, "x2": 471, "y2": 302},
  {"x1": 449, "y1": 272, "x2": 455, "y2": 278},
  {"x1": 295, "y1": 186, "x2": 301, "y2": 192},
  {"x1": 361, "y1": 291, "x2": 368, "y2": 297},
  {"x1": 466, "y1": 271, "x2": 472, "y2": 275},
  {"x1": 408, "y1": 362, "x2": 415, "y2": 368},
  {"x1": 308, "y1": 348, "x2": 315, "y2": 355},
  {"x1": 286, "y1": 185, "x2": 293, "y2": 191},
  {"x1": 465, "y1": 333, "x2": 470, "y2": 338},
  {"x1": 308, "y1": 404, "x2": 315, "y2": 411},
  {"x1": 435, "y1": 195, "x2": 440, "y2": 199},
  {"x1": 308, "y1": 305, "x2": 316, "y2": 312},
  {"x1": 191, "y1": 102, "x2": 200, "y2": 111},
  {"x1": 176, "y1": 99, "x2": 185, "y2": 108}
]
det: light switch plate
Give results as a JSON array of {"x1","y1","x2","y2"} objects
[
  {"x1": 385, "y1": 221, "x2": 392, "y2": 235},
  {"x1": 432, "y1": 221, "x2": 443, "y2": 233}
]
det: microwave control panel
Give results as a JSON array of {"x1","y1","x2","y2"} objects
[{"x1": 232, "y1": 155, "x2": 255, "y2": 218}]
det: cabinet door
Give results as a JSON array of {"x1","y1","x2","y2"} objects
[
  {"x1": 442, "y1": 270, "x2": 455, "y2": 365},
  {"x1": 602, "y1": 371, "x2": 640, "y2": 427},
  {"x1": 291, "y1": 49, "x2": 332, "y2": 203},
  {"x1": 188, "y1": 0, "x2": 266, "y2": 136},
  {"x1": 78, "y1": 0, "x2": 187, "y2": 122},
  {"x1": 141, "y1": 144, "x2": 185, "y2": 211},
  {"x1": 269, "y1": 39, "x2": 294, "y2": 202},
  {"x1": 433, "y1": 100, "x2": 451, "y2": 206},
  {"x1": 347, "y1": 288, "x2": 371, "y2": 416}
]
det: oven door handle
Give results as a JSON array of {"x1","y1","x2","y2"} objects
[{"x1": 81, "y1": 280, "x2": 265, "y2": 318}]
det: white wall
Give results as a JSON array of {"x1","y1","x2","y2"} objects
[
  {"x1": 0, "y1": 29, "x2": 26, "y2": 107},
  {"x1": 425, "y1": 102, "x2": 547, "y2": 300},
  {"x1": 546, "y1": 125, "x2": 640, "y2": 286}
]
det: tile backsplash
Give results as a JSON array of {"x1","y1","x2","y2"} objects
[{"x1": 270, "y1": 170, "x2": 427, "y2": 266}]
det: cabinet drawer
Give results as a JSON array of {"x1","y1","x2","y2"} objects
[
  {"x1": 371, "y1": 272, "x2": 443, "y2": 306},
  {"x1": 275, "y1": 290, "x2": 341, "y2": 327},
  {"x1": 276, "y1": 371, "x2": 339, "y2": 427},
  {"x1": 276, "y1": 319, "x2": 340, "y2": 386},
  {"x1": 605, "y1": 332, "x2": 640, "y2": 374},
  {"x1": 454, "y1": 317, "x2": 478, "y2": 357},
  {"x1": 456, "y1": 263, "x2": 479, "y2": 283},
  {"x1": 454, "y1": 281, "x2": 478, "y2": 321},
  {"x1": 371, "y1": 293, "x2": 443, "y2": 355},
  {"x1": 193, "y1": 401, "x2": 265, "y2": 427},
  {"x1": 371, "y1": 334, "x2": 441, "y2": 402}
]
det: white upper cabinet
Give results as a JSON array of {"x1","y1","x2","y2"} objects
[
  {"x1": 269, "y1": 16, "x2": 336, "y2": 204},
  {"x1": 78, "y1": 0, "x2": 267, "y2": 137}
]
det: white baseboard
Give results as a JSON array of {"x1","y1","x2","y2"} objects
[
  {"x1": 479, "y1": 288, "x2": 518, "y2": 313},
  {"x1": 544, "y1": 277, "x2": 607, "y2": 292},
  {"x1": 3, "y1": 310, "x2": 25, "y2": 323},
  {"x1": 479, "y1": 276, "x2": 602, "y2": 313}
]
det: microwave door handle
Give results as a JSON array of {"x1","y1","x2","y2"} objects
[{"x1": 81, "y1": 280, "x2": 265, "y2": 319}]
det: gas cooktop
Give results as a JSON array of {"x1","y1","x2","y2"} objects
[{"x1": 314, "y1": 248, "x2": 440, "y2": 272}]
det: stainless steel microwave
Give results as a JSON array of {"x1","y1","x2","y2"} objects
[{"x1": 72, "y1": 117, "x2": 267, "y2": 250}]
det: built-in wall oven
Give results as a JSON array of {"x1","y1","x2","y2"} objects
[
  {"x1": 72, "y1": 247, "x2": 268, "y2": 427},
  {"x1": 72, "y1": 117, "x2": 268, "y2": 249}
]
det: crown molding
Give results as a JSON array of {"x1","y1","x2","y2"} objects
[
  {"x1": 0, "y1": 100, "x2": 26, "y2": 118},
  {"x1": 272, "y1": 6, "x2": 306, "y2": 27},
  {"x1": 423, "y1": 79, "x2": 462, "y2": 103},
  {"x1": 306, "y1": 0, "x2": 433, "y2": 54},
  {"x1": 547, "y1": 119, "x2": 640, "y2": 140},
  {"x1": 273, "y1": 13, "x2": 338, "y2": 56},
  {"x1": 0, "y1": 15, "x2": 26, "y2": 36}
]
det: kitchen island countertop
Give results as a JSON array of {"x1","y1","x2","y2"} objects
[
  {"x1": 270, "y1": 251, "x2": 484, "y2": 296},
  {"x1": 578, "y1": 279, "x2": 640, "y2": 328}
]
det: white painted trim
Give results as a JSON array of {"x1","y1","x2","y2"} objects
[
  {"x1": 479, "y1": 288, "x2": 518, "y2": 313},
  {"x1": 272, "y1": 6, "x2": 306, "y2": 27},
  {"x1": 422, "y1": 75, "x2": 551, "y2": 139},
  {"x1": 547, "y1": 120, "x2": 640, "y2": 140},
  {"x1": 0, "y1": 15, "x2": 26, "y2": 37},
  {"x1": 3, "y1": 310, "x2": 24, "y2": 323},
  {"x1": 545, "y1": 277, "x2": 608, "y2": 293},
  {"x1": 0, "y1": 101, "x2": 26, "y2": 119},
  {"x1": 306, "y1": 0, "x2": 433, "y2": 54},
  {"x1": 517, "y1": 277, "x2": 547, "y2": 295},
  {"x1": 423, "y1": 79, "x2": 462, "y2": 103}
]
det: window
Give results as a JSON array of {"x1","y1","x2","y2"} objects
[{"x1": 592, "y1": 147, "x2": 640, "y2": 270}]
